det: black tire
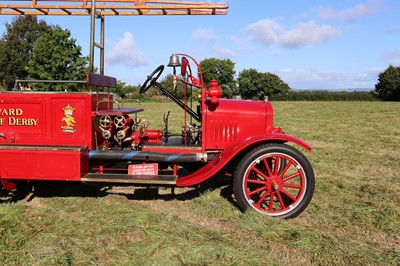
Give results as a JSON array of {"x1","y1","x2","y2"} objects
[{"x1": 233, "y1": 143, "x2": 314, "y2": 219}]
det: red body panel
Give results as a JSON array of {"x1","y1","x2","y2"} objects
[
  {"x1": 203, "y1": 99, "x2": 274, "y2": 150},
  {"x1": 0, "y1": 92, "x2": 101, "y2": 184},
  {"x1": 0, "y1": 92, "x2": 100, "y2": 148},
  {"x1": 0, "y1": 146, "x2": 88, "y2": 181}
]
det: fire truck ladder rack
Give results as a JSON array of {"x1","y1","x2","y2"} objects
[{"x1": 0, "y1": 0, "x2": 229, "y2": 74}]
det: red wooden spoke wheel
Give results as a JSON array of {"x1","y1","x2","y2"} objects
[{"x1": 233, "y1": 144, "x2": 314, "y2": 219}]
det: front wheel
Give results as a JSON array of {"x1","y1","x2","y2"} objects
[{"x1": 233, "y1": 144, "x2": 314, "y2": 219}]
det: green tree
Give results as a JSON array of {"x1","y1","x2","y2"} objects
[
  {"x1": 112, "y1": 80, "x2": 128, "y2": 99},
  {"x1": 111, "y1": 80, "x2": 141, "y2": 99},
  {"x1": 160, "y1": 74, "x2": 195, "y2": 99},
  {"x1": 199, "y1": 58, "x2": 237, "y2": 98},
  {"x1": 27, "y1": 25, "x2": 88, "y2": 91},
  {"x1": 0, "y1": 16, "x2": 49, "y2": 90},
  {"x1": 375, "y1": 65, "x2": 400, "y2": 101},
  {"x1": 238, "y1": 69, "x2": 291, "y2": 100}
]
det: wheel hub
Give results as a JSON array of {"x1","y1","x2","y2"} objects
[{"x1": 272, "y1": 181, "x2": 280, "y2": 191}]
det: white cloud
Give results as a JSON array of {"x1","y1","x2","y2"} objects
[
  {"x1": 245, "y1": 19, "x2": 282, "y2": 46},
  {"x1": 383, "y1": 50, "x2": 400, "y2": 66},
  {"x1": 227, "y1": 35, "x2": 255, "y2": 52},
  {"x1": 276, "y1": 68, "x2": 378, "y2": 90},
  {"x1": 106, "y1": 32, "x2": 147, "y2": 68},
  {"x1": 385, "y1": 25, "x2": 400, "y2": 34},
  {"x1": 210, "y1": 44, "x2": 235, "y2": 57},
  {"x1": 315, "y1": 0, "x2": 379, "y2": 23},
  {"x1": 315, "y1": 7, "x2": 337, "y2": 21},
  {"x1": 339, "y1": 1, "x2": 378, "y2": 23},
  {"x1": 190, "y1": 28, "x2": 233, "y2": 57},
  {"x1": 192, "y1": 28, "x2": 218, "y2": 41},
  {"x1": 280, "y1": 21, "x2": 341, "y2": 48},
  {"x1": 270, "y1": 49, "x2": 283, "y2": 56}
]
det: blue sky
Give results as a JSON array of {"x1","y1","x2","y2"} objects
[{"x1": 1, "y1": 0, "x2": 400, "y2": 90}]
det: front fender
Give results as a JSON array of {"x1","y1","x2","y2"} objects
[
  {"x1": 177, "y1": 133, "x2": 311, "y2": 186},
  {"x1": 241, "y1": 133, "x2": 312, "y2": 151}
]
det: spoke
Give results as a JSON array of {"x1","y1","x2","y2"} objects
[
  {"x1": 247, "y1": 179, "x2": 266, "y2": 185},
  {"x1": 278, "y1": 161, "x2": 293, "y2": 178},
  {"x1": 283, "y1": 183, "x2": 302, "y2": 189},
  {"x1": 262, "y1": 158, "x2": 273, "y2": 177},
  {"x1": 268, "y1": 192, "x2": 275, "y2": 212},
  {"x1": 281, "y1": 189, "x2": 297, "y2": 202},
  {"x1": 252, "y1": 166, "x2": 269, "y2": 180},
  {"x1": 255, "y1": 190, "x2": 270, "y2": 208},
  {"x1": 273, "y1": 157, "x2": 280, "y2": 175},
  {"x1": 282, "y1": 171, "x2": 300, "y2": 182},
  {"x1": 248, "y1": 185, "x2": 267, "y2": 196},
  {"x1": 276, "y1": 191, "x2": 286, "y2": 210}
]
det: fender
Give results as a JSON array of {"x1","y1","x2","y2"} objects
[
  {"x1": 0, "y1": 168, "x2": 17, "y2": 191},
  {"x1": 177, "y1": 133, "x2": 311, "y2": 186},
  {"x1": 1, "y1": 178, "x2": 16, "y2": 191}
]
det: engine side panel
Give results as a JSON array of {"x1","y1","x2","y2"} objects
[{"x1": 204, "y1": 99, "x2": 269, "y2": 150}]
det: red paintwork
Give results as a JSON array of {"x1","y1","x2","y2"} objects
[
  {"x1": 206, "y1": 80, "x2": 222, "y2": 104},
  {"x1": 1, "y1": 178, "x2": 16, "y2": 191},
  {"x1": 203, "y1": 98, "x2": 273, "y2": 150},
  {"x1": 0, "y1": 146, "x2": 88, "y2": 181},
  {"x1": 0, "y1": 92, "x2": 107, "y2": 149},
  {"x1": 177, "y1": 133, "x2": 311, "y2": 186},
  {"x1": 0, "y1": 54, "x2": 312, "y2": 191}
]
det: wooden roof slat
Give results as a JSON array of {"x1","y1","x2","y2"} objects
[
  {"x1": 11, "y1": 7, "x2": 25, "y2": 14},
  {"x1": 61, "y1": 8, "x2": 72, "y2": 14},
  {"x1": 0, "y1": 0, "x2": 228, "y2": 16},
  {"x1": 36, "y1": 8, "x2": 49, "y2": 14}
]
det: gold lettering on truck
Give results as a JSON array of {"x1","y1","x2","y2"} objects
[
  {"x1": 0, "y1": 108, "x2": 39, "y2": 127},
  {"x1": 8, "y1": 117, "x2": 38, "y2": 126},
  {"x1": 0, "y1": 108, "x2": 23, "y2": 116}
]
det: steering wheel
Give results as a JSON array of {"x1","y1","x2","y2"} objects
[{"x1": 140, "y1": 65, "x2": 165, "y2": 94}]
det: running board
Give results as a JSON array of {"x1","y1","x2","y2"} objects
[{"x1": 81, "y1": 173, "x2": 177, "y2": 185}]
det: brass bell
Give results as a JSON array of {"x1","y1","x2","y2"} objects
[{"x1": 167, "y1": 54, "x2": 181, "y2": 67}]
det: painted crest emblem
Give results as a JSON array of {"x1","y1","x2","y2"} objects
[{"x1": 61, "y1": 105, "x2": 76, "y2": 133}]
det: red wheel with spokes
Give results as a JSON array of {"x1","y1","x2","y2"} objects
[{"x1": 233, "y1": 144, "x2": 314, "y2": 219}]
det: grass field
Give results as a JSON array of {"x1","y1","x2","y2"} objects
[{"x1": 1, "y1": 101, "x2": 399, "y2": 265}]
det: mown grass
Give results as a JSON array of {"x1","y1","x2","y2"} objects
[{"x1": 1, "y1": 101, "x2": 399, "y2": 265}]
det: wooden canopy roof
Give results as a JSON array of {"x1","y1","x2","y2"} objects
[{"x1": 0, "y1": 0, "x2": 228, "y2": 16}]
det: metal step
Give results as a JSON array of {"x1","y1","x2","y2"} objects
[{"x1": 81, "y1": 173, "x2": 177, "y2": 185}]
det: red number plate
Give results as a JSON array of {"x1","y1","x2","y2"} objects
[{"x1": 128, "y1": 163, "x2": 158, "y2": 175}]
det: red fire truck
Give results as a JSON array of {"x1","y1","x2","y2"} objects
[{"x1": 0, "y1": 1, "x2": 314, "y2": 218}]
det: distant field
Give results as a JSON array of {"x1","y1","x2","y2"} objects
[{"x1": 1, "y1": 101, "x2": 399, "y2": 265}]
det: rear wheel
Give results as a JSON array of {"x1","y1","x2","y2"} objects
[{"x1": 233, "y1": 143, "x2": 314, "y2": 219}]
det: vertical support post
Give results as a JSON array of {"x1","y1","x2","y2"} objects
[
  {"x1": 89, "y1": 0, "x2": 105, "y2": 75},
  {"x1": 89, "y1": 0, "x2": 96, "y2": 73},
  {"x1": 100, "y1": 15, "x2": 105, "y2": 75}
]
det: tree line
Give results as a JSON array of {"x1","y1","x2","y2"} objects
[
  {"x1": 1, "y1": 16, "x2": 399, "y2": 101},
  {"x1": 0, "y1": 16, "x2": 88, "y2": 91}
]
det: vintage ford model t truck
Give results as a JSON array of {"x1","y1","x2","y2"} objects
[
  {"x1": 0, "y1": 53, "x2": 315, "y2": 218},
  {"x1": 0, "y1": 1, "x2": 314, "y2": 218}
]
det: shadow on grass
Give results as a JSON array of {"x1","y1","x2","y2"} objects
[{"x1": 0, "y1": 173, "x2": 239, "y2": 208}]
